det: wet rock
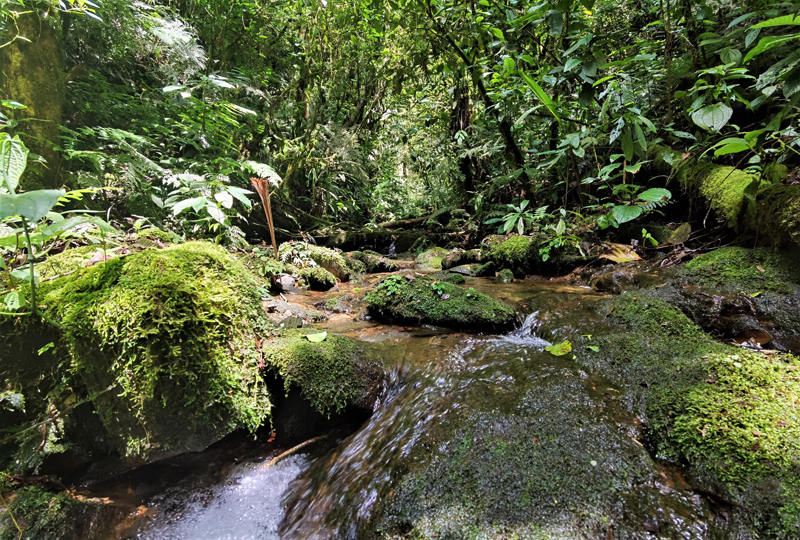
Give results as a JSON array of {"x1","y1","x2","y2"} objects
[
  {"x1": 364, "y1": 274, "x2": 516, "y2": 332},
  {"x1": 278, "y1": 241, "x2": 355, "y2": 282},
  {"x1": 276, "y1": 274, "x2": 298, "y2": 292},
  {"x1": 471, "y1": 261, "x2": 496, "y2": 277},
  {"x1": 264, "y1": 299, "x2": 327, "y2": 325},
  {"x1": 448, "y1": 264, "x2": 476, "y2": 276},
  {"x1": 415, "y1": 248, "x2": 450, "y2": 270},
  {"x1": 495, "y1": 268, "x2": 514, "y2": 283},
  {"x1": 441, "y1": 248, "x2": 482, "y2": 270},
  {"x1": 298, "y1": 267, "x2": 337, "y2": 291},
  {"x1": 589, "y1": 266, "x2": 636, "y2": 294},
  {"x1": 348, "y1": 250, "x2": 399, "y2": 273}
]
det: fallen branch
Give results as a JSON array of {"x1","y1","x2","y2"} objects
[
  {"x1": 260, "y1": 432, "x2": 332, "y2": 469},
  {"x1": 379, "y1": 215, "x2": 432, "y2": 229}
]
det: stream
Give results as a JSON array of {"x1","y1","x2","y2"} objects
[{"x1": 104, "y1": 277, "x2": 728, "y2": 539}]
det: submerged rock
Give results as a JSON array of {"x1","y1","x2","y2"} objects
[
  {"x1": 495, "y1": 268, "x2": 514, "y2": 283},
  {"x1": 364, "y1": 274, "x2": 516, "y2": 332}
]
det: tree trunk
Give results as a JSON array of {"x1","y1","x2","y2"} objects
[{"x1": 0, "y1": 9, "x2": 64, "y2": 189}]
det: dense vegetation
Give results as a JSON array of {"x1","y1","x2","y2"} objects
[{"x1": 1, "y1": 0, "x2": 800, "y2": 537}]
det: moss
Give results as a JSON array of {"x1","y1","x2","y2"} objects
[
  {"x1": 471, "y1": 261, "x2": 495, "y2": 277},
  {"x1": 299, "y1": 267, "x2": 337, "y2": 291},
  {"x1": 364, "y1": 274, "x2": 516, "y2": 332},
  {"x1": 442, "y1": 273, "x2": 465, "y2": 284},
  {"x1": 134, "y1": 227, "x2": 181, "y2": 245},
  {"x1": 683, "y1": 247, "x2": 800, "y2": 294},
  {"x1": 349, "y1": 251, "x2": 399, "y2": 273},
  {"x1": 751, "y1": 183, "x2": 800, "y2": 247},
  {"x1": 34, "y1": 246, "x2": 117, "y2": 281},
  {"x1": 495, "y1": 268, "x2": 514, "y2": 284},
  {"x1": 415, "y1": 248, "x2": 449, "y2": 270},
  {"x1": 0, "y1": 487, "x2": 96, "y2": 540},
  {"x1": 261, "y1": 329, "x2": 367, "y2": 416},
  {"x1": 279, "y1": 242, "x2": 354, "y2": 281},
  {"x1": 681, "y1": 163, "x2": 763, "y2": 228},
  {"x1": 36, "y1": 241, "x2": 273, "y2": 463},
  {"x1": 485, "y1": 235, "x2": 533, "y2": 274}
]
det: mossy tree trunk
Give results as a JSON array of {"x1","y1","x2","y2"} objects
[
  {"x1": 0, "y1": 8, "x2": 64, "y2": 189},
  {"x1": 661, "y1": 147, "x2": 800, "y2": 247}
]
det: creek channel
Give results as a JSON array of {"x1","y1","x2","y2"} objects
[{"x1": 100, "y1": 277, "x2": 727, "y2": 539}]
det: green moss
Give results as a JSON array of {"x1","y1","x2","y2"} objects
[
  {"x1": 349, "y1": 251, "x2": 399, "y2": 273},
  {"x1": 496, "y1": 269, "x2": 514, "y2": 284},
  {"x1": 683, "y1": 247, "x2": 800, "y2": 294},
  {"x1": 485, "y1": 235, "x2": 533, "y2": 273},
  {"x1": 682, "y1": 163, "x2": 763, "y2": 228},
  {"x1": 442, "y1": 273, "x2": 466, "y2": 284},
  {"x1": 0, "y1": 487, "x2": 93, "y2": 540},
  {"x1": 134, "y1": 227, "x2": 181, "y2": 245},
  {"x1": 36, "y1": 246, "x2": 117, "y2": 281},
  {"x1": 364, "y1": 274, "x2": 516, "y2": 332},
  {"x1": 471, "y1": 261, "x2": 495, "y2": 277},
  {"x1": 36, "y1": 242, "x2": 273, "y2": 463},
  {"x1": 299, "y1": 267, "x2": 337, "y2": 291},
  {"x1": 752, "y1": 183, "x2": 800, "y2": 247},
  {"x1": 415, "y1": 248, "x2": 449, "y2": 270},
  {"x1": 261, "y1": 329, "x2": 367, "y2": 416},
  {"x1": 441, "y1": 249, "x2": 482, "y2": 270},
  {"x1": 611, "y1": 293, "x2": 707, "y2": 339},
  {"x1": 279, "y1": 242, "x2": 354, "y2": 281}
]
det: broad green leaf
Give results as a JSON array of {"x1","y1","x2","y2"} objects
[
  {"x1": 0, "y1": 190, "x2": 65, "y2": 221},
  {"x1": 0, "y1": 100, "x2": 26, "y2": 109},
  {"x1": 611, "y1": 204, "x2": 643, "y2": 224},
  {"x1": 0, "y1": 134, "x2": 29, "y2": 193},
  {"x1": 3, "y1": 291, "x2": 20, "y2": 310},
  {"x1": 163, "y1": 85, "x2": 187, "y2": 92},
  {"x1": 564, "y1": 58, "x2": 581, "y2": 72},
  {"x1": 751, "y1": 14, "x2": 800, "y2": 28},
  {"x1": 621, "y1": 129, "x2": 634, "y2": 162},
  {"x1": 504, "y1": 57, "x2": 515, "y2": 72},
  {"x1": 306, "y1": 331, "x2": 328, "y2": 343},
  {"x1": 727, "y1": 12, "x2": 756, "y2": 29},
  {"x1": 521, "y1": 72, "x2": 561, "y2": 123},
  {"x1": 783, "y1": 67, "x2": 800, "y2": 98},
  {"x1": 744, "y1": 35, "x2": 800, "y2": 63},
  {"x1": 691, "y1": 103, "x2": 733, "y2": 131},
  {"x1": 215, "y1": 190, "x2": 234, "y2": 209},
  {"x1": 489, "y1": 27, "x2": 504, "y2": 40},
  {"x1": 545, "y1": 340, "x2": 572, "y2": 356},
  {"x1": 171, "y1": 196, "x2": 206, "y2": 215},
  {"x1": 720, "y1": 48, "x2": 742, "y2": 65},
  {"x1": 586, "y1": 345, "x2": 599, "y2": 352},
  {"x1": 713, "y1": 138, "x2": 751, "y2": 156},
  {"x1": 206, "y1": 204, "x2": 227, "y2": 224},
  {"x1": 638, "y1": 188, "x2": 671, "y2": 202}
]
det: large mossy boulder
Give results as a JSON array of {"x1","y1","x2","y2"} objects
[
  {"x1": 681, "y1": 246, "x2": 800, "y2": 294},
  {"x1": 482, "y1": 234, "x2": 588, "y2": 276},
  {"x1": 364, "y1": 274, "x2": 517, "y2": 332},
  {"x1": 572, "y1": 292, "x2": 800, "y2": 536},
  {"x1": 33, "y1": 242, "x2": 273, "y2": 464},
  {"x1": 262, "y1": 329, "x2": 383, "y2": 415}
]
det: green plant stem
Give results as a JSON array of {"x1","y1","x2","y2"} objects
[{"x1": 21, "y1": 216, "x2": 37, "y2": 317}]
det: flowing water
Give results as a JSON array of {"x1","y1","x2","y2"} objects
[{"x1": 108, "y1": 277, "x2": 728, "y2": 539}]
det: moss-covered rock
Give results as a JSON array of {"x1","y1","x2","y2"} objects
[
  {"x1": 0, "y1": 486, "x2": 124, "y2": 540},
  {"x1": 365, "y1": 274, "x2": 516, "y2": 332},
  {"x1": 299, "y1": 267, "x2": 337, "y2": 291},
  {"x1": 348, "y1": 250, "x2": 399, "y2": 273},
  {"x1": 133, "y1": 227, "x2": 182, "y2": 245},
  {"x1": 415, "y1": 248, "x2": 449, "y2": 270},
  {"x1": 441, "y1": 248, "x2": 482, "y2": 270},
  {"x1": 681, "y1": 163, "x2": 762, "y2": 228},
  {"x1": 279, "y1": 241, "x2": 355, "y2": 281},
  {"x1": 483, "y1": 235, "x2": 533, "y2": 276},
  {"x1": 682, "y1": 247, "x2": 800, "y2": 294},
  {"x1": 35, "y1": 246, "x2": 120, "y2": 281},
  {"x1": 261, "y1": 329, "x2": 382, "y2": 415},
  {"x1": 29, "y1": 242, "x2": 273, "y2": 464},
  {"x1": 495, "y1": 268, "x2": 514, "y2": 283},
  {"x1": 471, "y1": 260, "x2": 496, "y2": 277},
  {"x1": 442, "y1": 272, "x2": 465, "y2": 284},
  {"x1": 571, "y1": 291, "x2": 800, "y2": 536}
]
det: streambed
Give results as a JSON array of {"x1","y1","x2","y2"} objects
[{"x1": 97, "y1": 276, "x2": 737, "y2": 539}]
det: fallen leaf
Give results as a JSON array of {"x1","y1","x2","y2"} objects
[
  {"x1": 441, "y1": 293, "x2": 451, "y2": 300},
  {"x1": 306, "y1": 331, "x2": 328, "y2": 343},
  {"x1": 756, "y1": 266, "x2": 766, "y2": 273},
  {"x1": 752, "y1": 430, "x2": 763, "y2": 437},
  {"x1": 598, "y1": 243, "x2": 642, "y2": 263},
  {"x1": 546, "y1": 340, "x2": 573, "y2": 356}
]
